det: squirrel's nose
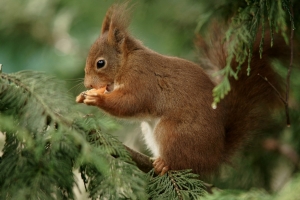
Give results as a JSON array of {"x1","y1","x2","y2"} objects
[
  {"x1": 85, "y1": 84, "x2": 93, "y2": 89},
  {"x1": 84, "y1": 79, "x2": 93, "y2": 89}
]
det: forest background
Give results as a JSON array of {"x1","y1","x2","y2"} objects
[{"x1": 1, "y1": 0, "x2": 300, "y2": 199}]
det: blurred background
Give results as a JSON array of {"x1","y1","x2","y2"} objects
[
  {"x1": 0, "y1": 0, "x2": 205, "y2": 78},
  {"x1": 1, "y1": 0, "x2": 300, "y2": 197}
]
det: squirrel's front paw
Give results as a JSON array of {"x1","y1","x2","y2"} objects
[
  {"x1": 76, "y1": 87, "x2": 106, "y2": 106},
  {"x1": 76, "y1": 92, "x2": 86, "y2": 103},
  {"x1": 153, "y1": 157, "x2": 170, "y2": 176}
]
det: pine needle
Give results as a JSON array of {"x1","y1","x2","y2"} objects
[{"x1": 0, "y1": 70, "x2": 147, "y2": 199}]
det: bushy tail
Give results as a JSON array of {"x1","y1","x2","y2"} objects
[{"x1": 196, "y1": 26, "x2": 289, "y2": 158}]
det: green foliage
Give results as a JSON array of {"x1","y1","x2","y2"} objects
[
  {"x1": 1, "y1": 0, "x2": 300, "y2": 199},
  {"x1": 74, "y1": 117, "x2": 148, "y2": 199},
  {"x1": 203, "y1": 189, "x2": 272, "y2": 200},
  {"x1": 0, "y1": 0, "x2": 201, "y2": 77},
  {"x1": 275, "y1": 173, "x2": 300, "y2": 200},
  {"x1": 212, "y1": 0, "x2": 294, "y2": 104},
  {"x1": 0, "y1": 71, "x2": 148, "y2": 199},
  {"x1": 203, "y1": 173, "x2": 300, "y2": 200},
  {"x1": 148, "y1": 170, "x2": 206, "y2": 200},
  {"x1": 0, "y1": 70, "x2": 208, "y2": 199}
]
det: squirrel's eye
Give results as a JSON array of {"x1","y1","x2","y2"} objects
[{"x1": 96, "y1": 59, "x2": 106, "y2": 69}]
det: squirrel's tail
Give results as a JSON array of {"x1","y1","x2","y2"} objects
[{"x1": 196, "y1": 26, "x2": 289, "y2": 159}]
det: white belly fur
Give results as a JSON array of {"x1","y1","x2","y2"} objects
[{"x1": 141, "y1": 118, "x2": 160, "y2": 158}]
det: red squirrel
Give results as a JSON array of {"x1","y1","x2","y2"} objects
[{"x1": 76, "y1": 4, "x2": 287, "y2": 176}]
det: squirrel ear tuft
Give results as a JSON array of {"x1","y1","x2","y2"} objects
[
  {"x1": 101, "y1": 4, "x2": 115, "y2": 34},
  {"x1": 101, "y1": 3, "x2": 131, "y2": 35},
  {"x1": 101, "y1": 3, "x2": 132, "y2": 52}
]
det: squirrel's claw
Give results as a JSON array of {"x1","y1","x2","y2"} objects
[
  {"x1": 153, "y1": 157, "x2": 170, "y2": 176},
  {"x1": 76, "y1": 93, "x2": 85, "y2": 103}
]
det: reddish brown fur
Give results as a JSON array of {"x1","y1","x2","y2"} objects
[{"x1": 77, "y1": 4, "x2": 287, "y2": 177}]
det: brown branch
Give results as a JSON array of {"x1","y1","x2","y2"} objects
[
  {"x1": 257, "y1": 2, "x2": 294, "y2": 127},
  {"x1": 123, "y1": 145, "x2": 154, "y2": 173},
  {"x1": 257, "y1": 73, "x2": 291, "y2": 127},
  {"x1": 258, "y1": 72, "x2": 291, "y2": 126},
  {"x1": 257, "y1": 73, "x2": 286, "y2": 103},
  {"x1": 285, "y1": 2, "x2": 294, "y2": 127}
]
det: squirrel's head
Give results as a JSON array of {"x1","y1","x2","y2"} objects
[{"x1": 84, "y1": 3, "x2": 139, "y2": 91}]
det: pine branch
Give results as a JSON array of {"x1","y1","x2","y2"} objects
[
  {"x1": 0, "y1": 70, "x2": 212, "y2": 199},
  {"x1": 212, "y1": 0, "x2": 294, "y2": 106},
  {"x1": 255, "y1": 0, "x2": 294, "y2": 127},
  {"x1": 0, "y1": 70, "x2": 148, "y2": 199},
  {"x1": 124, "y1": 145, "x2": 218, "y2": 195},
  {"x1": 124, "y1": 145, "x2": 154, "y2": 173},
  {"x1": 285, "y1": 0, "x2": 294, "y2": 127},
  {"x1": 147, "y1": 169, "x2": 207, "y2": 200},
  {"x1": 73, "y1": 117, "x2": 148, "y2": 199},
  {"x1": 258, "y1": 0, "x2": 294, "y2": 127}
]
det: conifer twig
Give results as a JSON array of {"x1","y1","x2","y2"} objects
[
  {"x1": 285, "y1": 1, "x2": 294, "y2": 127},
  {"x1": 257, "y1": 73, "x2": 285, "y2": 102},
  {"x1": 257, "y1": 1, "x2": 294, "y2": 127},
  {"x1": 257, "y1": 73, "x2": 290, "y2": 126},
  {"x1": 168, "y1": 171, "x2": 183, "y2": 200},
  {"x1": 123, "y1": 145, "x2": 218, "y2": 194}
]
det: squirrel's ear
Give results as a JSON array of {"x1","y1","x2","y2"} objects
[
  {"x1": 107, "y1": 25, "x2": 126, "y2": 47},
  {"x1": 101, "y1": 3, "x2": 132, "y2": 52},
  {"x1": 101, "y1": 17, "x2": 111, "y2": 35},
  {"x1": 101, "y1": 5, "x2": 115, "y2": 34},
  {"x1": 101, "y1": 3, "x2": 131, "y2": 35}
]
